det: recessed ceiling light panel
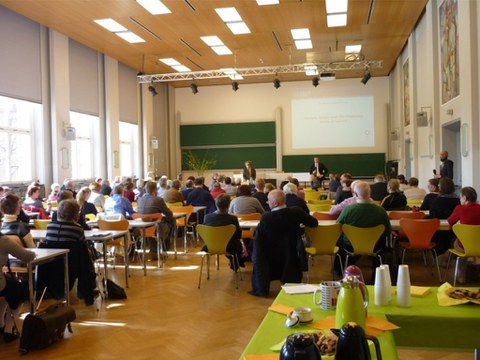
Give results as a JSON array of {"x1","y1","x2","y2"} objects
[
  {"x1": 256, "y1": 0, "x2": 279, "y2": 5},
  {"x1": 136, "y1": 0, "x2": 171, "y2": 15},
  {"x1": 211, "y1": 45, "x2": 233, "y2": 55},
  {"x1": 345, "y1": 44, "x2": 362, "y2": 53},
  {"x1": 200, "y1": 36, "x2": 224, "y2": 47},
  {"x1": 325, "y1": 0, "x2": 348, "y2": 14},
  {"x1": 172, "y1": 65, "x2": 191, "y2": 72},
  {"x1": 116, "y1": 32, "x2": 145, "y2": 43},
  {"x1": 94, "y1": 19, "x2": 127, "y2": 32},
  {"x1": 159, "y1": 58, "x2": 180, "y2": 66},
  {"x1": 291, "y1": 28, "x2": 310, "y2": 40},
  {"x1": 327, "y1": 13, "x2": 347, "y2": 27},
  {"x1": 295, "y1": 39, "x2": 313, "y2": 50},
  {"x1": 227, "y1": 22, "x2": 251, "y2": 35},
  {"x1": 215, "y1": 7, "x2": 242, "y2": 22}
]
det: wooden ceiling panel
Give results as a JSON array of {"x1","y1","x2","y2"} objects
[{"x1": 0, "y1": 0, "x2": 428, "y2": 86}]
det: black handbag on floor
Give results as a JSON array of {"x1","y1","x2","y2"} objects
[
  {"x1": 106, "y1": 279, "x2": 127, "y2": 300},
  {"x1": 19, "y1": 304, "x2": 76, "y2": 354}
]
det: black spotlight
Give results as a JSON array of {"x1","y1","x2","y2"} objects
[
  {"x1": 148, "y1": 84, "x2": 158, "y2": 96},
  {"x1": 190, "y1": 83, "x2": 198, "y2": 94},
  {"x1": 273, "y1": 78, "x2": 281, "y2": 89},
  {"x1": 312, "y1": 77, "x2": 320, "y2": 87},
  {"x1": 232, "y1": 81, "x2": 239, "y2": 92},
  {"x1": 361, "y1": 70, "x2": 371, "y2": 85}
]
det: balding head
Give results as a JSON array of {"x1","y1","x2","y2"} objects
[
  {"x1": 267, "y1": 189, "x2": 285, "y2": 209},
  {"x1": 354, "y1": 181, "x2": 371, "y2": 200}
]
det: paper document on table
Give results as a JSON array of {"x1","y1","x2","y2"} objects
[
  {"x1": 282, "y1": 284, "x2": 319, "y2": 294},
  {"x1": 90, "y1": 231, "x2": 112, "y2": 237}
]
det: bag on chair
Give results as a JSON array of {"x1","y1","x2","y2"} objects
[
  {"x1": 19, "y1": 304, "x2": 76, "y2": 354},
  {"x1": 106, "y1": 279, "x2": 127, "y2": 299}
]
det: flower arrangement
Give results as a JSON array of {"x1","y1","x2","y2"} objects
[{"x1": 184, "y1": 150, "x2": 216, "y2": 176}]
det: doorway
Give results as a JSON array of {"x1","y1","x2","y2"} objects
[{"x1": 442, "y1": 119, "x2": 461, "y2": 189}]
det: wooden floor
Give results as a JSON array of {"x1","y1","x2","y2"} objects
[{"x1": 1, "y1": 240, "x2": 474, "y2": 359}]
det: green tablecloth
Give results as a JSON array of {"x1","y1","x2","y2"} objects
[{"x1": 240, "y1": 288, "x2": 398, "y2": 360}]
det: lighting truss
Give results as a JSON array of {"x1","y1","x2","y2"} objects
[{"x1": 137, "y1": 60, "x2": 383, "y2": 83}]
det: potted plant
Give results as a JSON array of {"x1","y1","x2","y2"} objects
[{"x1": 184, "y1": 150, "x2": 216, "y2": 176}]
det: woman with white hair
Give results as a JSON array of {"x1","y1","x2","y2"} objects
[
  {"x1": 283, "y1": 183, "x2": 309, "y2": 213},
  {"x1": 48, "y1": 183, "x2": 61, "y2": 201}
]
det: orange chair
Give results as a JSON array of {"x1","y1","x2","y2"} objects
[
  {"x1": 233, "y1": 213, "x2": 261, "y2": 246},
  {"x1": 313, "y1": 212, "x2": 338, "y2": 220},
  {"x1": 132, "y1": 213, "x2": 163, "y2": 268},
  {"x1": 389, "y1": 211, "x2": 426, "y2": 247},
  {"x1": 398, "y1": 218, "x2": 441, "y2": 282},
  {"x1": 97, "y1": 219, "x2": 132, "y2": 267},
  {"x1": 169, "y1": 205, "x2": 195, "y2": 253}
]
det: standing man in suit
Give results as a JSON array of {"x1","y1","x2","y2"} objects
[
  {"x1": 436, "y1": 150, "x2": 454, "y2": 179},
  {"x1": 249, "y1": 190, "x2": 317, "y2": 297},
  {"x1": 242, "y1": 160, "x2": 256, "y2": 184},
  {"x1": 309, "y1": 156, "x2": 328, "y2": 190}
]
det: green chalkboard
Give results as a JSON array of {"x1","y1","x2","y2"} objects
[
  {"x1": 182, "y1": 147, "x2": 276, "y2": 170},
  {"x1": 180, "y1": 122, "x2": 275, "y2": 146},
  {"x1": 282, "y1": 153, "x2": 385, "y2": 177},
  {"x1": 180, "y1": 121, "x2": 276, "y2": 170}
]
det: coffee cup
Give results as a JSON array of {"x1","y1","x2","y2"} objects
[
  {"x1": 313, "y1": 281, "x2": 341, "y2": 310},
  {"x1": 292, "y1": 307, "x2": 313, "y2": 323}
]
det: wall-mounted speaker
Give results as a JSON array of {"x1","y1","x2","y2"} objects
[
  {"x1": 64, "y1": 126, "x2": 76, "y2": 140},
  {"x1": 417, "y1": 111, "x2": 428, "y2": 127}
]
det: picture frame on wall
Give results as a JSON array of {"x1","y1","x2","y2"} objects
[
  {"x1": 403, "y1": 59, "x2": 410, "y2": 127},
  {"x1": 439, "y1": 0, "x2": 459, "y2": 104}
]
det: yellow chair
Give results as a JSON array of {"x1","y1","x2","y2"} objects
[
  {"x1": 97, "y1": 219, "x2": 132, "y2": 265},
  {"x1": 304, "y1": 189, "x2": 321, "y2": 202},
  {"x1": 304, "y1": 224, "x2": 343, "y2": 282},
  {"x1": 308, "y1": 199, "x2": 332, "y2": 205},
  {"x1": 166, "y1": 202, "x2": 183, "y2": 208},
  {"x1": 447, "y1": 224, "x2": 480, "y2": 286},
  {"x1": 169, "y1": 205, "x2": 195, "y2": 253},
  {"x1": 341, "y1": 224, "x2": 385, "y2": 269},
  {"x1": 132, "y1": 213, "x2": 163, "y2": 267},
  {"x1": 33, "y1": 219, "x2": 51, "y2": 230},
  {"x1": 407, "y1": 199, "x2": 423, "y2": 208},
  {"x1": 307, "y1": 203, "x2": 331, "y2": 212},
  {"x1": 398, "y1": 218, "x2": 441, "y2": 282},
  {"x1": 85, "y1": 213, "x2": 96, "y2": 222},
  {"x1": 196, "y1": 224, "x2": 240, "y2": 289}
]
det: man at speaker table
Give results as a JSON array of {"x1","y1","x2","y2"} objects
[
  {"x1": 242, "y1": 160, "x2": 256, "y2": 183},
  {"x1": 309, "y1": 156, "x2": 328, "y2": 190},
  {"x1": 436, "y1": 150, "x2": 454, "y2": 179},
  {"x1": 249, "y1": 189, "x2": 317, "y2": 297}
]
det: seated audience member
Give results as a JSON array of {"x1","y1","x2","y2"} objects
[
  {"x1": 163, "y1": 179, "x2": 184, "y2": 204},
  {"x1": 134, "y1": 179, "x2": 145, "y2": 201},
  {"x1": 157, "y1": 177, "x2": 168, "y2": 198},
  {"x1": 62, "y1": 179, "x2": 77, "y2": 198},
  {"x1": 100, "y1": 179, "x2": 112, "y2": 196},
  {"x1": 250, "y1": 190, "x2": 317, "y2": 297},
  {"x1": 88, "y1": 181, "x2": 105, "y2": 209},
  {"x1": 181, "y1": 179, "x2": 194, "y2": 200},
  {"x1": 283, "y1": 183, "x2": 309, "y2": 214},
  {"x1": 447, "y1": 186, "x2": 480, "y2": 283},
  {"x1": 22, "y1": 185, "x2": 49, "y2": 219},
  {"x1": 0, "y1": 233, "x2": 35, "y2": 342},
  {"x1": 123, "y1": 181, "x2": 135, "y2": 203},
  {"x1": 329, "y1": 180, "x2": 364, "y2": 216},
  {"x1": 336, "y1": 173, "x2": 352, "y2": 193},
  {"x1": 290, "y1": 178, "x2": 305, "y2": 200},
  {"x1": 208, "y1": 173, "x2": 220, "y2": 191},
  {"x1": 222, "y1": 177, "x2": 237, "y2": 196},
  {"x1": 335, "y1": 179, "x2": 353, "y2": 205},
  {"x1": 421, "y1": 178, "x2": 440, "y2": 211},
  {"x1": 404, "y1": 177, "x2": 427, "y2": 200},
  {"x1": 202, "y1": 194, "x2": 245, "y2": 270},
  {"x1": 252, "y1": 178, "x2": 270, "y2": 211},
  {"x1": 77, "y1": 186, "x2": 97, "y2": 218},
  {"x1": 397, "y1": 174, "x2": 409, "y2": 192},
  {"x1": 229, "y1": 185, "x2": 265, "y2": 215},
  {"x1": 104, "y1": 184, "x2": 135, "y2": 219},
  {"x1": 328, "y1": 173, "x2": 341, "y2": 193},
  {"x1": 370, "y1": 174, "x2": 388, "y2": 202},
  {"x1": 137, "y1": 181, "x2": 174, "y2": 250},
  {"x1": 43, "y1": 199, "x2": 96, "y2": 305},
  {"x1": 210, "y1": 182, "x2": 226, "y2": 200},
  {"x1": 48, "y1": 183, "x2": 61, "y2": 201},
  {"x1": 186, "y1": 177, "x2": 216, "y2": 214},
  {"x1": 0, "y1": 193, "x2": 35, "y2": 248},
  {"x1": 279, "y1": 176, "x2": 293, "y2": 193},
  {"x1": 380, "y1": 179, "x2": 408, "y2": 211},
  {"x1": 336, "y1": 181, "x2": 392, "y2": 278},
  {"x1": 51, "y1": 190, "x2": 90, "y2": 230},
  {"x1": 264, "y1": 183, "x2": 276, "y2": 195},
  {"x1": 429, "y1": 177, "x2": 460, "y2": 255}
]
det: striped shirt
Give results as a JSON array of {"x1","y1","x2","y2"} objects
[{"x1": 45, "y1": 221, "x2": 85, "y2": 242}]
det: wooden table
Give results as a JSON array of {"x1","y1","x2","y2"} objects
[{"x1": 128, "y1": 219, "x2": 158, "y2": 275}]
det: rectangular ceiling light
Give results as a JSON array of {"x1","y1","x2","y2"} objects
[
  {"x1": 172, "y1": 65, "x2": 191, "y2": 72},
  {"x1": 215, "y1": 7, "x2": 242, "y2": 22},
  {"x1": 159, "y1": 58, "x2": 180, "y2": 66},
  {"x1": 325, "y1": 0, "x2": 348, "y2": 14},
  {"x1": 256, "y1": 0, "x2": 280, "y2": 5},
  {"x1": 291, "y1": 28, "x2": 310, "y2": 40},
  {"x1": 116, "y1": 32, "x2": 145, "y2": 43},
  {"x1": 304, "y1": 65, "x2": 318, "y2": 76},
  {"x1": 211, "y1": 45, "x2": 233, "y2": 55},
  {"x1": 94, "y1": 19, "x2": 127, "y2": 32},
  {"x1": 345, "y1": 44, "x2": 362, "y2": 53},
  {"x1": 136, "y1": 0, "x2": 171, "y2": 15},
  {"x1": 200, "y1": 36, "x2": 224, "y2": 47},
  {"x1": 227, "y1": 22, "x2": 251, "y2": 35},
  {"x1": 327, "y1": 13, "x2": 347, "y2": 27},
  {"x1": 295, "y1": 39, "x2": 313, "y2": 50}
]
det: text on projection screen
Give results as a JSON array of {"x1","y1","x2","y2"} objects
[{"x1": 291, "y1": 96, "x2": 374, "y2": 149}]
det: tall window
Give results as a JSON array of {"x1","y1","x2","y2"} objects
[
  {"x1": 0, "y1": 95, "x2": 38, "y2": 182},
  {"x1": 119, "y1": 122, "x2": 138, "y2": 177},
  {"x1": 70, "y1": 112, "x2": 95, "y2": 179}
]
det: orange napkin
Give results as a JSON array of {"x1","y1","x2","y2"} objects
[
  {"x1": 307, "y1": 315, "x2": 399, "y2": 336},
  {"x1": 268, "y1": 303, "x2": 293, "y2": 315},
  {"x1": 244, "y1": 355, "x2": 278, "y2": 360}
]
